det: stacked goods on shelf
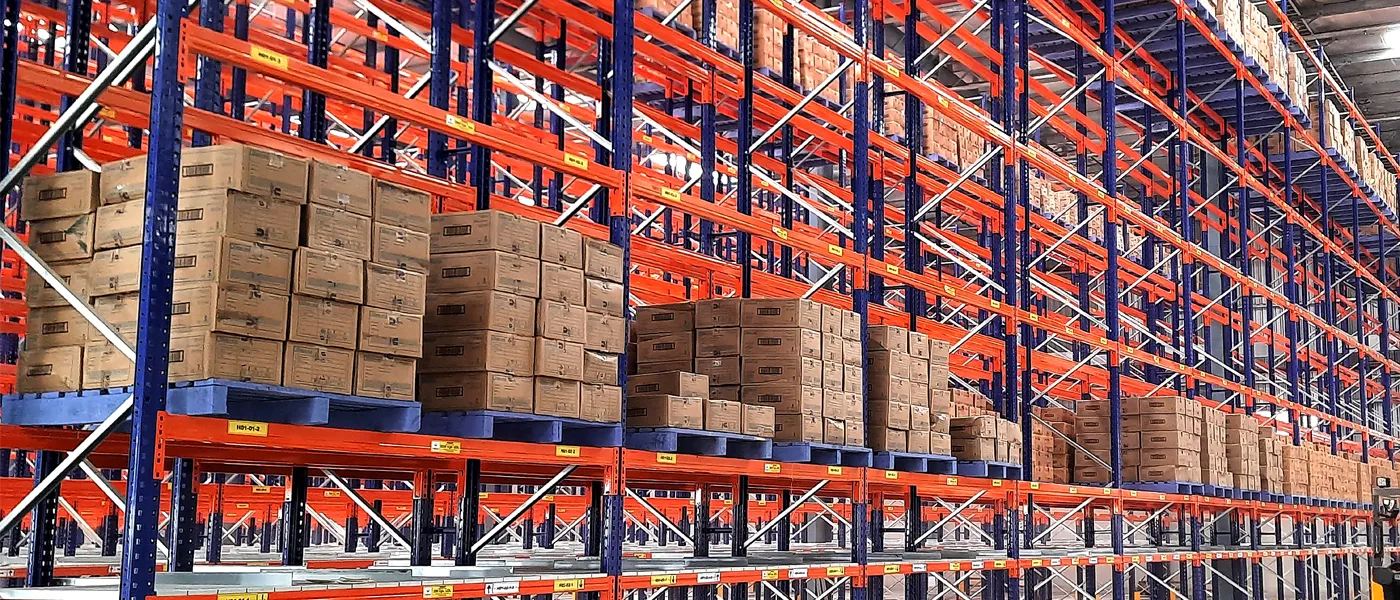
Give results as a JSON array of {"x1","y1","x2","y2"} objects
[
  {"x1": 627, "y1": 370, "x2": 774, "y2": 436},
  {"x1": 1070, "y1": 400, "x2": 1113, "y2": 484},
  {"x1": 18, "y1": 170, "x2": 99, "y2": 392},
  {"x1": 1216, "y1": 0, "x2": 1306, "y2": 109},
  {"x1": 867, "y1": 325, "x2": 950, "y2": 455},
  {"x1": 1309, "y1": 100, "x2": 1399, "y2": 212},
  {"x1": 883, "y1": 95, "x2": 906, "y2": 139},
  {"x1": 1029, "y1": 419, "x2": 1056, "y2": 482},
  {"x1": 946, "y1": 387, "x2": 1021, "y2": 463},
  {"x1": 1036, "y1": 406, "x2": 1076, "y2": 484},
  {"x1": 1225, "y1": 415, "x2": 1260, "y2": 491},
  {"x1": 797, "y1": 30, "x2": 844, "y2": 104},
  {"x1": 1370, "y1": 462, "x2": 1399, "y2": 503},
  {"x1": 1200, "y1": 407, "x2": 1230, "y2": 486},
  {"x1": 1258, "y1": 431, "x2": 1285, "y2": 493},
  {"x1": 1281, "y1": 443, "x2": 1311, "y2": 497},
  {"x1": 420, "y1": 210, "x2": 623, "y2": 421},
  {"x1": 1075, "y1": 396, "x2": 1205, "y2": 485},
  {"x1": 637, "y1": 0, "x2": 739, "y2": 50}
]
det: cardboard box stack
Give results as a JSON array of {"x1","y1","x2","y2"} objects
[
  {"x1": 1070, "y1": 400, "x2": 1114, "y2": 484},
  {"x1": 1281, "y1": 443, "x2": 1311, "y2": 497},
  {"x1": 1225, "y1": 414, "x2": 1260, "y2": 491},
  {"x1": 867, "y1": 325, "x2": 949, "y2": 455},
  {"x1": 1200, "y1": 406, "x2": 1230, "y2": 486},
  {"x1": 1037, "y1": 406, "x2": 1076, "y2": 484},
  {"x1": 626, "y1": 370, "x2": 774, "y2": 437},
  {"x1": 1258, "y1": 431, "x2": 1285, "y2": 493},
  {"x1": 1216, "y1": 0, "x2": 1307, "y2": 111},
  {"x1": 1029, "y1": 419, "x2": 1056, "y2": 482},
  {"x1": 419, "y1": 210, "x2": 623, "y2": 422},
  {"x1": 1073, "y1": 396, "x2": 1206, "y2": 485},
  {"x1": 949, "y1": 414, "x2": 1021, "y2": 463}
]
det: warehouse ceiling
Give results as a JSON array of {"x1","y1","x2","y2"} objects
[{"x1": 1291, "y1": 0, "x2": 1400, "y2": 155}]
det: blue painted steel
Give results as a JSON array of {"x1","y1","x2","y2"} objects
[
  {"x1": 57, "y1": 0, "x2": 92, "y2": 167},
  {"x1": 454, "y1": 459, "x2": 482, "y2": 565},
  {"x1": 410, "y1": 471, "x2": 435, "y2": 566},
  {"x1": 903, "y1": 5, "x2": 924, "y2": 327},
  {"x1": 168, "y1": 458, "x2": 199, "y2": 571},
  {"x1": 625, "y1": 428, "x2": 774, "y2": 459},
  {"x1": 300, "y1": 0, "x2": 332, "y2": 142},
  {"x1": 469, "y1": 0, "x2": 495, "y2": 208},
  {"x1": 192, "y1": 0, "x2": 226, "y2": 147},
  {"x1": 421, "y1": 410, "x2": 621, "y2": 445},
  {"x1": 734, "y1": 0, "x2": 753, "y2": 294},
  {"x1": 427, "y1": 0, "x2": 453, "y2": 178},
  {"x1": 1316, "y1": 50, "x2": 1340, "y2": 454},
  {"x1": 1234, "y1": 78, "x2": 1254, "y2": 406}
]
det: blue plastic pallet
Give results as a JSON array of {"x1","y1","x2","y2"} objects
[
  {"x1": 1, "y1": 379, "x2": 421, "y2": 432},
  {"x1": 626, "y1": 427, "x2": 774, "y2": 459},
  {"x1": 871, "y1": 451, "x2": 958, "y2": 474},
  {"x1": 418, "y1": 410, "x2": 622, "y2": 446},
  {"x1": 772, "y1": 442, "x2": 873, "y2": 467},
  {"x1": 955, "y1": 461, "x2": 1022, "y2": 479},
  {"x1": 1125, "y1": 481, "x2": 1207, "y2": 496}
]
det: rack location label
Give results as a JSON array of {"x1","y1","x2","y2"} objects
[
  {"x1": 430, "y1": 440, "x2": 461, "y2": 454},
  {"x1": 227, "y1": 421, "x2": 268, "y2": 437},
  {"x1": 423, "y1": 585, "x2": 454, "y2": 598},
  {"x1": 486, "y1": 581, "x2": 520, "y2": 595}
]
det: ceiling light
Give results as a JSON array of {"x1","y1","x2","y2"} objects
[{"x1": 1387, "y1": 27, "x2": 1400, "y2": 50}]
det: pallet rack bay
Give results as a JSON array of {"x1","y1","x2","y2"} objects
[{"x1": 1, "y1": 0, "x2": 1399, "y2": 595}]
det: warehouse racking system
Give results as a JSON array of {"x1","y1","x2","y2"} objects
[{"x1": 1, "y1": 0, "x2": 1400, "y2": 594}]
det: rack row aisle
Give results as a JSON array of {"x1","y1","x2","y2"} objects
[{"x1": 1, "y1": 0, "x2": 1400, "y2": 594}]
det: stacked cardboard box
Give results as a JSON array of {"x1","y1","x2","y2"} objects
[
  {"x1": 867, "y1": 325, "x2": 949, "y2": 455},
  {"x1": 949, "y1": 414, "x2": 1021, "y2": 462},
  {"x1": 1225, "y1": 414, "x2": 1260, "y2": 491},
  {"x1": 627, "y1": 370, "x2": 775, "y2": 437},
  {"x1": 1029, "y1": 419, "x2": 1055, "y2": 482},
  {"x1": 1073, "y1": 396, "x2": 1205, "y2": 485},
  {"x1": 1037, "y1": 406, "x2": 1076, "y2": 484},
  {"x1": 1071, "y1": 400, "x2": 1114, "y2": 484},
  {"x1": 420, "y1": 210, "x2": 623, "y2": 421},
  {"x1": 1200, "y1": 407, "x2": 1230, "y2": 486},
  {"x1": 1281, "y1": 443, "x2": 1311, "y2": 497},
  {"x1": 797, "y1": 30, "x2": 844, "y2": 104},
  {"x1": 1258, "y1": 431, "x2": 1285, "y2": 493}
]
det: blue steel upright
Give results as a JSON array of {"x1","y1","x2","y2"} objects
[
  {"x1": 120, "y1": 0, "x2": 187, "y2": 593},
  {"x1": 603, "y1": 0, "x2": 632, "y2": 580},
  {"x1": 1100, "y1": 2, "x2": 1124, "y2": 600}
]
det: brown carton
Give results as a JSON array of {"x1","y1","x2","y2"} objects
[
  {"x1": 636, "y1": 359, "x2": 693, "y2": 375},
  {"x1": 628, "y1": 394, "x2": 703, "y2": 428},
  {"x1": 425, "y1": 291, "x2": 534, "y2": 335},
  {"x1": 636, "y1": 331, "x2": 693, "y2": 363},
  {"x1": 706, "y1": 399, "x2": 743, "y2": 433},
  {"x1": 82, "y1": 339, "x2": 136, "y2": 388},
  {"x1": 172, "y1": 282, "x2": 289, "y2": 341},
  {"x1": 174, "y1": 237, "x2": 294, "y2": 294},
  {"x1": 19, "y1": 346, "x2": 83, "y2": 393},
  {"x1": 89, "y1": 245, "x2": 142, "y2": 296},
  {"x1": 821, "y1": 361, "x2": 843, "y2": 390},
  {"x1": 841, "y1": 338, "x2": 861, "y2": 366},
  {"x1": 695, "y1": 299, "x2": 743, "y2": 328},
  {"x1": 820, "y1": 303, "x2": 842, "y2": 335},
  {"x1": 584, "y1": 238, "x2": 623, "y2": 282},
  {"x1": 540, "y1": 224, "x2": 583, "y2": 268},
  {"x1": 419, "y1": 371, "x2": 532, "y2": 412},
  {"x1": 354, "y1": 351, "x2": 416, "y2": 400},
  {"x1": 741, "y1": 403, "x2": 776, "y2": 438},
  {"x1": 908, "y1": 429, "x2": 932, "y2": 454},
  {"x1": 169, "y1": 332, "x2": 283, "y2": 384},
  {"x1": 303, "y1": 201, "x2": 372, "y2": 257},
  {"x1": 741, "y1": 327, "x2": 821, "y2": 359},
  {"x1": 951, "y1": 437, "x2": 997, "y2": 461},
  {"x1": 537, "y1": 299, "x2": 587, "y2": 341},
  {"x1": 741, "y1": 357, "x2": 822, "y2": 387},
  {"x1": 581, "y1": 383, "x2": 622, "y2": 422},
  {"x1": 821, "y1": 332, "x2": 843, "y2": 363},
  {"x1": 586, "y1": 278, "x2": 625, "y2": 316},
  {"x1": 742, "y1": 383, "x2": 822, "y2": 415},
  {"x1": 910, "y1": 405, "x2": 932, "y2": 430},
  {"x1": 1124, "y1": 396, "x2": 1197, "y2": 417},
  {"x1": 358, "y1": 306, "x2": 423, "y2": 358},
  {"x1": 841, "y1": 309, "x2": 860, "y2": 339},
  {"x1": 868, "y1": 325, "x2": 909, "y2": 352},
  {"x1": 293, "y1": 247, "x2": 364, "y2": 302},
  {"x1": 870, "y1": 400, "x2": 911, "y2": 430},
  {"x1": 695, "y1": 327, "x2": 740, "y2": 357},
  {"x1": 843, "y1": 364, "x2": 862, "y2": 393},
  {"x1": 823, "y1": 418, "x2": 847, "y2": 445},
  {"x1": 431, "y1": 210, "x2": 540, "y2": 256},
  {"x1": 22, "y1": 170, "x2": 97, "y2": 220},
  {"x1": 373, "y1": 180, "x2": 431, "y2": 233},
  {"x1": 583, "y1": 351, "x2": 620, "y2": 385},
  {"x1": 536, "y1": 338, "x2": 585, "y2": 380},
  {"x1": 30, "y1": 214, "x2": 94, "y2": 262},
  {"x1": 740, "y1": 298, "x2": 822, "y2": 329},
  {"x1": 371, "y1": 223, "x2": 430, "y2": 273},
  {"x1": 91, "y1": 292, "x2": 139, "y2": 343},
  {"x1": 822, "y1": 389, "x2": 846, "y2": 419},
  {"x1": 869, "y1": 427, "x2": 907, "y2": 452},
  {"x1": 774, "y1": 413, "x2": 822, "y2": 442},
  {"x1": 308, "y1": 161, "x2": 373, "y2": 215},
  {"x1": 586, "y1": 312, "x2": 625, "y2": 353},
  {"x1": 365, "y1": 264, "x2": 427, "y2": 314},
  {"x1": 421, "y1": 331, "x2": 534, "y2": 375},
  {"x1": 908, "y1": 331, "x2": 931, "y2": 359},
  {"x1": 102, "y1": 144, "x2": 308, "y2": 203},
  {"x1": 25, "y1": 259, "x2": 90, "y2": 308},
  {"x1": 96, "y1": 192, "x2": 300, "y2": 250},
  {"x1": 711, "y1": 385, "x2": 741, "y2": 402},
  {"x1": 26, "y1": 305, "x2": 89, "y2": 348},
  {"x1": 629, "y1": 371, "x2": 709, "y2": 397},
  {"x1": 634, "y1": 303, "x2": 695, "y2": 336},
  {"x1": 869, "y1": 350, "x2": 910, "y2": 379},
  {"x1": 282, "y1": 342, "x2": 355, "y2": 394},
  {"x1": 429, "y1": 251, "x2": 541, "y2": 297},
  {"x1": 539, "y1": 264, "x2": 586, "y2": 307},
  {"x1": 693, "y1": 356, "x2": 741, "y2": 386},
  {"x1": 288, "y1": 295, "x2": 358, "y2": 349}
]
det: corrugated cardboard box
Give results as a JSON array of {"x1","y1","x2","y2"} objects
[
  {"x1": 696, "y1": 299, "x2": 743, "y2": 328},
  {"x1": 741, "y1": 298, "x2": 821, "y2": 329},
  {"x1": 536, "y1": 338, "x2": 584, "y2": 380},
  {"x1": 169, "y1": 332, "x2": 283, "y2": 384},
  {"x1": 583, "y1": 238, "x2": 623, "y2": 282},
  {"x1": 841, "y1": 338, "x2": 860, "y2": 366},
  {"x1": 173, "y1": 189, "x2": 301, "y2": 248},
  {"x1": 693, "y1": 356, "x2": 740, "y2": 386},
  {"x1": 535, "y1": 376, "x2": 582, "y2": 418},
  {"x1": 628, "y1": 394, "x2": 702, "y2": 428},
  {"x1": 82, "y1": 339, "x2": 137, "y2": 388},
  {"x1": 421, "y1": 331, "x2": 534, "y2": 375},
  {"x1": 706, "y1": 399, "x2": 742, "y2": 433},
  {"x1": 635, "y1": 303, "x2": 694, "y2": 336},
  {"x1": 537, "y1": 299, "x2": 587, "y2": 340},
  {"x1": 21, "y1": 170, "x2": 97, "y2": 220},
  {"x1": 25, "y1": 259, "x2": 89, "y2": 308},
  {"x1": 373, "y1": 180, "x2": 430, "y2": 233},
  {"x1": 585, "y1": 312, "x2": 625, "y2": 353},
  {"x1": 419, "y1": 371, "x2": 532, "y2": 412},
  {"x1": 822, "y1": 389, "x2": 845, "y2": 419},
  {"x1": 429, "y1": 251, "x2": 541, "y2": 297},
  {"x1": 30, "y1": 214, "x2": 94, "y2": 262},
  {"x1": 426, "y1": 291, "x2": 534, "y2": 335},
  {"x1": 869, "y1": 350, "x2": 911, "y2": 379},
  {"x1": 89, "y1": 246, "x2": 142, "y2": 296},
  {"x1": 870, "y1": 400, "x2": 911, "y2": 430},
  {"x1": 741, "y1": 357, "x2": 822, "y2": 387},
  {"x1": 908, "y1": 429, "x2": 931, "y2": 454},
  {"x1": 287, "y1": 295, "x2": 358, "y2": 349},
  {"x1": 583, "y1": 351, "x2": 620, "y2": 385},
  {"x1": 540, "y1": 264, "x2": 585, "y2": 307},
  {"x1": 293, "y1": 247, "x2": 364, "y2": 302},
  {"x1": 359, "y1": 307, "x2": 423, "y2": 357},
  {"x1": 636, "y1": 359, "x2": 692, "y2": 375},
  {"x1": 741, "y1": 383, "x2": 822, "y2": 414},
  {"x1": 102, "y1": 144, "x2": 308, "y2": 203},
  {"x1": 540, "y1": 224, "x2": 583, "y2": 268},
  {"x1": 636, "y1": 331, "x2": 693, "y2": 364},
  {"x1": 908, "y1": 331, "x2": 930, "y2": 359},
  {"x1": 824, "y1": 418, "x2": 848, "y2": 445},
  {"x1": 586, "y1": 278, "x2": 625, "y2": 316},
  {"x1": 711, "y1": 385, "x2": 740, "y2": 402},
  {"x1": 910, "y1": 405, "x2": 931, "y2": 430},
  {"x1": 630, "y1": 371, "x2": 709, "y2": 397},
  {"x1": 91, "y1": 292, "x2": 139, "y2": 343},
  {"x1": 581, "y1": 383, "x2": 621, "y2": 422},
  {"x1": 308, "y1": 160, "x2": 373, "y2": 215},
  {"x1": 867, "y1": 325, "x2": 908, "y2": 352},
  {"x1": 840, "y1": 309, "x2": 860, "y2": 339},
  {"x1": 821, "y1": 332, "x2": 843, "y2": 363},
  {"x1": 26, "y1": 305, "x2": 90, "y2": 348},
  {"x1": 19, "y1": 346, "x2": 83, "y2": 393},
  {"x1": 741, "y1": 327, "x2": 821, "y2": 359},
  {"x1": 741, "y1": 403, "x2": 776, "y2": 438},
  {"x1": 1124, "y1": 395, "x2": 1198, "y2": 417},
  {"x1": 365, "y1": 264, "x2": 427, "y2": 314},
  {"x1": 172, "y1": 282, "x2": 289, "y2": 341},
  {"x1": 283, "y1": 342, "x2": 355, "y2": 394},
  {"x1": 843, "y1": 364, "x2": 861, "y2": 393},
  {"x1": 371, "y1": 223, "x2": 429, "y2": 273},
  {"x1": 354, "y1": 351, "x2": 415, "y2": 400},
  {"x1": 431, "y1": 210, "x2": 540, "y2": 256},
  {"x1": 695, "y1": 327, "x2": 740, "y2": 357},
  {"x1": 869, "y1": 375, "x2": 911, "y2": 404},
  {"x1": 869, "y1": 427, "x2": 906, "y2": 452},
  {"x1": 820, "y1": 303, "x2": 842, "y2": 335},
  {"x1": 774, "y1": 413, "x2": 822, "y2": 442},
  {"x1": 821, "y1": 361, "x2": 842, "y2": 390},
  {"x1": 175, "y1": 236, "x2": 294, "y2": 294}
]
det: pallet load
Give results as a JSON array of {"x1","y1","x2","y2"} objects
[
  {"x1": 1200, "y1": 406, "x2": 1230, "y2": 487},
  {"x1": 1029, "y1": 419, "x2": 1055, "y2": 482},
  {"x1": 419, "y1": 210, "x2": 623, "y2": 422},
  {"x1": 1070, "y1": 400, "x2": 1113, "y2": 484},
  {"x1": 1126, "y1": 396, "x2": 1204, "y2": 485},
  {"x1": 1037, "y1": 406, "x2": 1076, "y2": 484},
  {"x1": 1258, "y1": 431, "x2": 1285, "y2": 493},
  {"x1": 1225, "y1": 414, "x2": 1260, "y2": 492},
  {"x1": 1281, "y1": 443, "x2": 1311, "y2": 497},
  {"x1": 867, "y1": 325, "x2": 949, "y2": 455}
]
